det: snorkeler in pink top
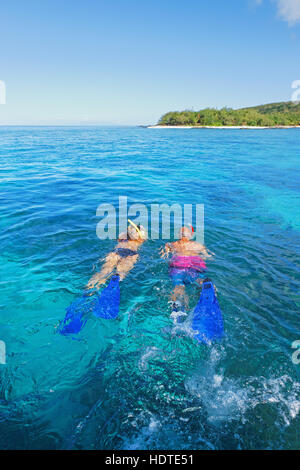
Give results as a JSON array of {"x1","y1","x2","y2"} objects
[{"x1": 160, "y1": 226, "x2": 214, "y2": 321}]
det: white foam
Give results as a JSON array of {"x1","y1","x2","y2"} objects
[
  {"x1": 138, "y1": 346, "x2": 164, "y2": 371},
  {"x1": 186, "y1": 366, "x2": 300, "y2": 426}
]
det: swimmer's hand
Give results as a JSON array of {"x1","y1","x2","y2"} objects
[
  {"x1": 206, "y1": 248, "x2": 215, "y2": 257},
  {"x1": 198, "y1": 245, "x2": 215, "y2": 259}
]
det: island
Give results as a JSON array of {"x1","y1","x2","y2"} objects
[{"x1": 148, "y1": 101, "x2": 300, "y2": 128}]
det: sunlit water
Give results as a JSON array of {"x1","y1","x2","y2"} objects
[{"x1": 0, "y1": 126, "x2": 299, "y2": 450}]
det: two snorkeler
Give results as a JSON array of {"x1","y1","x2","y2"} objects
[
  {"x1": 87, "y1": 222, "x2": 213, "y2": 318},
  {"x1": 59, "y1": 222, "x2": 219, "y2": 336}
]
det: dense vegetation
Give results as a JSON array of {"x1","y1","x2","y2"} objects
[{"x1": 158, "y1": 101, "x2": 300, "y2": 127}]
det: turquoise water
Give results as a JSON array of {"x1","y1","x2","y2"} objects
[{"x1": 0, "y1": 126, "x2": 299, "y2": 450}]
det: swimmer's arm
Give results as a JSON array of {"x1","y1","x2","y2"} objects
[{"x1": 194, "y1": 243, "x2": 215, "y2": 258}]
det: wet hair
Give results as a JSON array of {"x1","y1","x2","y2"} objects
[{"x1": 127, "y1": 224, "x2": 147, "y2": 241}]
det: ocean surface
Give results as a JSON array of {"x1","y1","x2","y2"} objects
[{"x1": 0, "y1": 126, "x2": 299, "y2": 450}]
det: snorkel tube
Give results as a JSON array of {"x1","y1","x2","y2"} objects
[{"x1": 128, "y1": 219, "x2": 143, "y2": 239}]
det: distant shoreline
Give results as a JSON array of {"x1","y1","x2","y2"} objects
[
  {"x1": 147, "y1": 125, "x2": 300, "y2": 129},
  {"x1": 156, "y1": 102, "x2": 300, "y2": 128}
]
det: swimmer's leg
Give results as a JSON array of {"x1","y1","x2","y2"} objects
[
  {"x1": 86, "y1": 252, "x2": 120, "y2": 289},
  {"x1": 171, "y1": 285, "x2": 185, "y2": 302},
  {"x1": 171, "y1": 285, "x2": 190, "y2": 307},
  {"x1": 169, "y1": 269, "x2": 189, "y2": 308},
  {"x1": 116, "y1": 254, "x2": 138, "y2": 281},
  {"x1": 170, "y1": 285, "x2": 188, "y2": 323}
]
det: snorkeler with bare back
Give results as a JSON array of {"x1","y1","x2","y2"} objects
[
  {"x1": 160, "y1": 226, "x2": 214, "y2": 322},
  {"x1": 58, "y1": 220, "x2": 147, "y2": 335},
  {"x1": 86, "y1": 219, "x2": 147, "y2": 289}
]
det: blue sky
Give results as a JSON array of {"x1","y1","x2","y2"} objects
[{"x1": 0, "y1": 0, "x2": 300, "y2": 125}]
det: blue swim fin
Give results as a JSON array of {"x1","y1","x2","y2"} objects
[
  {"x1": 58, "y1": 275, "x2": 120, "y2": 335},
  {"x1": 92, "y1": 274, "x2": 120, "y2": 319},
  {"x1": 58, "y1": 294, "x2": 93, "y2": 335},
  {"x1": 192, "y1": 278, "x2": 224, "y2": 344}
]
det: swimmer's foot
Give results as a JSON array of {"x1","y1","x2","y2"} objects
[{"x1": 86, "y1": 275, "x2": 110, "y2": 290}]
